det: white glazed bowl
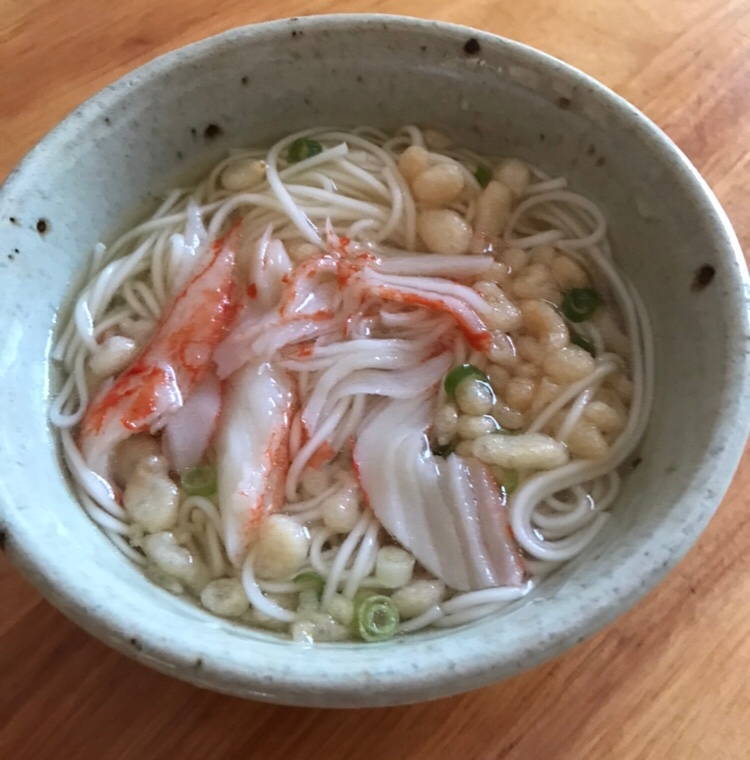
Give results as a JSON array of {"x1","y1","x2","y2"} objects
[{"x1": 1, "y1": 15, "x2": 749, "y2": 708}]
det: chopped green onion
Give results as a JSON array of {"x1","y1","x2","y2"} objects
[
  {"x1": 561, "y1": 288, "x2": 601, "y2": 323},
  {"x1": 354, "y1": 594, "x2": 400, "y2": 642},
  {"x1": 287, "y1": 138, "x2": 323, "y2": 163},
  {"x1": 501, "y1": 468, "x2": 519, "y2": 496},
  {"x1": 350, "y1": 590, "x2": 378, "y2": 635},
  {"x1": 180, "y1": 465, "x2": 217, "y2": 497},
  {"x1": 432, "y1": 442, "x2": 455, "y2": 458},
  {"x1": 294, "y1": 571, "x2": 326, "y2": 598},
  {"x1": 444, "y1": 364, "x2": 489, "y2": 401},
  {"x1": 474, "y1": 164, "x2": 492, "y2": 187},
  {"x1": 571, "y1": 331, "x2": 596, "y2": 357}
]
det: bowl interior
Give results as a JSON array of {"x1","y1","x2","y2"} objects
[{"x1": 1, "y1": 16, "x2": 748, "y2": 707}]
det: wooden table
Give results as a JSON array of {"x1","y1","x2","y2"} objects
[{"x1": 2, "y1": 1, "x2": 750, "y2": 758}]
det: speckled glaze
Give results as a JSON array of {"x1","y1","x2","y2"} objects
[{"x1": 1, "y1": 15, "x2": 749, "y2": 708}]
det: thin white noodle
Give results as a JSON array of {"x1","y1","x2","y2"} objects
[
  {"x1": 432, "y1": 602, "x2": 509, "y2": 628},
  {"x1": 342, "y1": 517, "x2": 380, "y2": 598},
  {"x1": 284, "y1": 484, "x2": 338, "y2": 512},
  {"x1": 290, "y1": 506, "x2": 323, "y2": 524},
  {"x1": 308, "y1": 527, "x2": 334, "y2": 574},
  {"x1": 525, "y1": 176, "x2": 568, "y2": 195},
  {"x1": 397, "y1": 605, "x2": 445, "y2": 633},
  {"x1": 556, "y1": 387, "x2": 595, "y2": 443},
  {"x1": 257, "y1": 579, "x2": 301, "y2": 594},
  {"x1": 285, "y1": 397, "x2": 350, "y2": 501},
  {"x1": 321, "y1": 513, "x2": 370, "y2": 607},
  {"x1": 440, "y1": 583, "x2": 533, "y2": 614},
  {"x1": 527, "y1": 362, "x2": 616, "y2": 434},
  {"x1": 242, "y1": 551, "x2": 296, "y2": 623},
  {"x1": 178, "y1": 496, "x2": 223, "y2": 535},
  {"x1": 109, "y1": 532, "x2": 148, "y2": 565}
]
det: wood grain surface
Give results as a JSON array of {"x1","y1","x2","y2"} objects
[{"x1": 2, "y1": 1, "x2": 750, "y2": 758}]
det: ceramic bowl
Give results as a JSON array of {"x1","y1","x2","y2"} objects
[{"x1": 1, "y1": 15, "x2": 749, "y2": 707}]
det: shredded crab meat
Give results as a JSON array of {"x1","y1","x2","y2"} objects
[
  {"x1": 215, "y1": 360, "x2": 296, "y2": 567},
  {"x1": 78, "y1": 227, "x2": 238, "y2": 482},
  {"x1": 353, "y1": 397, "x2": 525, "y2": 591}
]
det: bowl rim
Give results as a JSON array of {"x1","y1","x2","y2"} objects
[{"x1": 2, "y1": 13, "x2": 750, "y2": 707}]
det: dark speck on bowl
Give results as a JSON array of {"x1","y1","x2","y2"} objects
[
  {"x1": 463, "y1": 38, "x2": 481, "y2": 55},
  {"x1": 204, "y1": 123, "x2": 223, "y2": 140},
  {"x1": 692, "y1": 264, "x2": 716, "y2": 292}
]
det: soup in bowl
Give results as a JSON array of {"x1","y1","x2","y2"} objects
[{"x1": 0, "y1": 15, "x2": 748, "y2": 706}]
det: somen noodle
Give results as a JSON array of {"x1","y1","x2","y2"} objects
[{"x1": 50, "y1": 125, "x2": 653, "y2": 643}]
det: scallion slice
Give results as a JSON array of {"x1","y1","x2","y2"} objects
[
  {"x1": 444, "y1": 364, "x2": 489, "y2": 401},
  {"x1": 561, "y1": 288, "x2": 601, "y2": 322},
  {"x1": 355, "y1": 594, "x2": 400, "y2": 642},
  {"x1": 180, "y1": 465, "x2": 217, "y2": 497},
  {"x1": 474, "y1": 164, "x2": 492, "y2": 187},
  {"x1": 294, "y1": 571, "x2": 326, "y2": 598},
  {"x1": 287, "y1": 138, "x2": 323, "y2": 163},
  {"x1": 501, "y1": 468, "x2": 519, "y2": 496}
]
